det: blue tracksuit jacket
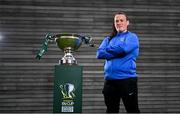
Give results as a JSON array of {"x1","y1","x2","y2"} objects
[{"x1": 96, "y1": 31, "x2": 139, "y2": 80}]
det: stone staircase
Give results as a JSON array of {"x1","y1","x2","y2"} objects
[{"x1": 0, "y1": 0, "x2": 180, "y2": 113}]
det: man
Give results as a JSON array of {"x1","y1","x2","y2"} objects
[{"x1": 96, "y1": 12, "x2": 140, "y2": 113}]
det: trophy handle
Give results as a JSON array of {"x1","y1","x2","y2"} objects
[
  {"x1": 79, "y1": 35, "x2": 95, "y2": 47},
  {"x1": 35, "y1": 33, "x2": 55, "y2": 59}
]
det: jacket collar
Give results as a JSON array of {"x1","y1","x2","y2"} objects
[{"x1": 117, "y1": 31, "x2": 129, "y2": 36}]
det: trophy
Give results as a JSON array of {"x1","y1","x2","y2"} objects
[{"x1": 36, "y1": 33, "x2": 94, "y2": 65}]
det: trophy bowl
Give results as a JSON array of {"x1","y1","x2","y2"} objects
[{"x1": 55, "y1": 33, "x2": 82, "y2": 51}]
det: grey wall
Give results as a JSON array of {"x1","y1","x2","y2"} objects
[{"x1": 0, "y1": 0, "x2": 180, "y2": 113}]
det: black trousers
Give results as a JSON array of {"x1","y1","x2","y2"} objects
[{"x1": 102, "y1": 77, "x2": 140, "y2": 113}]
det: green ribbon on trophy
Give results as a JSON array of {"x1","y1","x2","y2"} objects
[
  {"x1": 36, "y1": 33, "x2": 95, "y2": 113},
  {"x1": 36, "y1": 33, "x2": 54, "y2": 60}
]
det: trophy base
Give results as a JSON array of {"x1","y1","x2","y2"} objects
[
  {"x1": 59, "y1": 47, "x2": 78, "y2": 65},
  {"x1": 59, "y1": 52, "x2": 77, "y2": 65},
  {"x1": 59, "y1": 59, "x2": 77, "y2": 65}
]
